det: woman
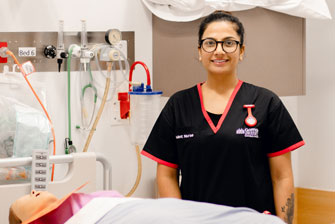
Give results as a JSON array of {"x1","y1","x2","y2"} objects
[{"x1": 141, "y1": 11, "x2": 304, "y2": 224}]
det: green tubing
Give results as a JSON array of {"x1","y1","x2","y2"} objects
[
  {"x1": 81, "y1": 83, "x2": 98, "y2": 103},
  {"x1": 67, "y1": 46, "x2": 74, "y2": 141}
]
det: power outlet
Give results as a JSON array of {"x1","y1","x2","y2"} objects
[
  {"x1": 110, "y1": 99, "x2": 129, "y2": 126},
  {"x1": 107, "y1": 73, "x2": 129, "y2": 126}
]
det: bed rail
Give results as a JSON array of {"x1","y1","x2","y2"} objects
[
  {"x1": 0, "y1": 152, "x2": 112, "y2": 190},
  {"x1": 0, "y1": 152, "x2": 111, "y2": 224}
]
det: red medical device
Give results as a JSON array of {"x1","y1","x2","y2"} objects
[{"x1": 243, "y1": 104, "x2": 257, "y2": 127}]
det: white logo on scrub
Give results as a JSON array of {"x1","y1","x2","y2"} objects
[
  {"x1": 236, "y1": 128, "x2": 259, "y2": 138},
  {"x1": 176, "y1": 134, "x2": 194, "y2": 139}
]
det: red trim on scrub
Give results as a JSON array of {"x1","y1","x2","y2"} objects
[
  {"x1": 267, "y1": 140, "x2": 305, "y2": 157},
  {"x1": 141, "y1": 150, "x2": 179, "y2": 168},
  {"x1": 197, "y1": 80, "x2": 243, "y2": 134}
]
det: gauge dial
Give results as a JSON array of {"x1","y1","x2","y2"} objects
[{"x1": 105, "y1": 29, "x2": 122, "y2": 45}]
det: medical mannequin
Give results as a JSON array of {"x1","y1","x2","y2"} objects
[
  {"x1": 9, "y1": 188, "x2": 123, "y2": 224},
  {"x1": 9, "y1": 189, "x2": 286, "y2": 224},
  {"x1": 10, "y1": 190, "x2": 58, "y2": 223},
  {"x1": 142, "y1": 10, "x2": 304, "y2": 224}
]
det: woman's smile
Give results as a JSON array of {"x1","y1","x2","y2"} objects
[{"x1": 211, "y1": 59, "x2": 229, "y2": 65}]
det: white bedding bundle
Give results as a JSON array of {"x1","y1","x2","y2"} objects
[{"x1": 142, "y1": 0, "x2": 332, "y2": 21}]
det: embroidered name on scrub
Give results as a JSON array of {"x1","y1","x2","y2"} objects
[
  {"x1": 236, "y1": 128, "x2": 259, "y2": 138},
  {"x1": 176, "y1": 134, "x2": 194, "y2": 139}
]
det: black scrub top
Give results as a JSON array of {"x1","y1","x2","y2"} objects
[{"x1": 141, "y1": 80, "x2": 304, "y2": 214}]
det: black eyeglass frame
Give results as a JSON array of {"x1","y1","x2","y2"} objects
[{"x1": 199, "y1": 38, "x2": 241, "y2": 53}]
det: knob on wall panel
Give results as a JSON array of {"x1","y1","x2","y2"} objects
[{"x1": 44, "y1": 45, "x2": 57, "y2": 59}]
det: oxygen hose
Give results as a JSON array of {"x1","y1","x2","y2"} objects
[
  {"x1": 5, "y1": 50, "x2": 57, "y2": 181},
  {"x1": 82, "y1": 62, "x2": 112, "y2": 152}
]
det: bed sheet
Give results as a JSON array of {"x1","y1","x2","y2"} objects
[{"x1": 67, "y1": 197, "x2": 286, "y2": 224}]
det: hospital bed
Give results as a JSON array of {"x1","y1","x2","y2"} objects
[
  {"x1": 0, "y1": 153, "x2": 286, "y2": 224},
  {"x1": 0, "y1": 152, "x2": 111, "y2": 224}
]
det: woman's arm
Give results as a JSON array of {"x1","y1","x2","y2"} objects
[
  {"x1": 269, "y1": 152, "x2": 295, "y2": 224},
  {"x1": 157, "y1": 163, "x2": 181, "y2": 198}
]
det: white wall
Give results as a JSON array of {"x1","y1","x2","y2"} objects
[
  {"x1": 294, "y1": 0, "x2": 335, "y2": 191},
  {"x1": 0, "y1": 0, "x2": 157, "y2": 197},
  {"x1": 274, "y1": 1, "x2": 335, "y2": 191},
  {"x1": 279, "y1": 97, "x2": 300, "y2": 187}
]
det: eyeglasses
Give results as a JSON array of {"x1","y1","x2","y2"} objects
[{"x1": 200, "y1": 38, "x2": 240, "y2": 53}]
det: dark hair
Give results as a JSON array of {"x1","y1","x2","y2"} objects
[{"x1": 198, "y1": 11, "x2": 245, "y2": 47}]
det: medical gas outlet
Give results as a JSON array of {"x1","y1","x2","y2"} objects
[
  {"x1": 99, "y1": 48, "x2": 121, "y2": 62},
  {"x1": 69, "y1": 45, "x2": 94, "y2": 65},
  {"x1": 69, "y1": 44, "x2": 81, "y2": 58},
  {"x1": 68, "y1": 43, "x2": 94, "y2": 64},
  {"x1": 80, "y1": 50, "x2": 94, "y2": 62}
]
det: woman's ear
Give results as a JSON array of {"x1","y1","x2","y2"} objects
[{"x1": 239, "y1": 45, "x2": 245, "y2": 61}]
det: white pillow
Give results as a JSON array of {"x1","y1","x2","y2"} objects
[
  {"x1": 208, "y1": 0, "x2": 332, "y2": 19},
  {"x1": 141, "y1": 0, "x2": 332, "y2": 21},
  {"x1": 147, "y1": 0, "x2": 206, "y2": 11},
  {"x1": 142, "y1": 0, "x2": 209, "y2": 22}
]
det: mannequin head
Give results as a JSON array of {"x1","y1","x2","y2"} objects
[{"x1": 9, "y1": 190, "x2": 58, "y2": 223}]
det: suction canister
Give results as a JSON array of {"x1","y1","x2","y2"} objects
[
  {"x1": 128, "y1": 62, "x2": 162, "y2": 145},
  {"x1": 129, "y1": 84, "x2": 162, "y2": 145}
]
